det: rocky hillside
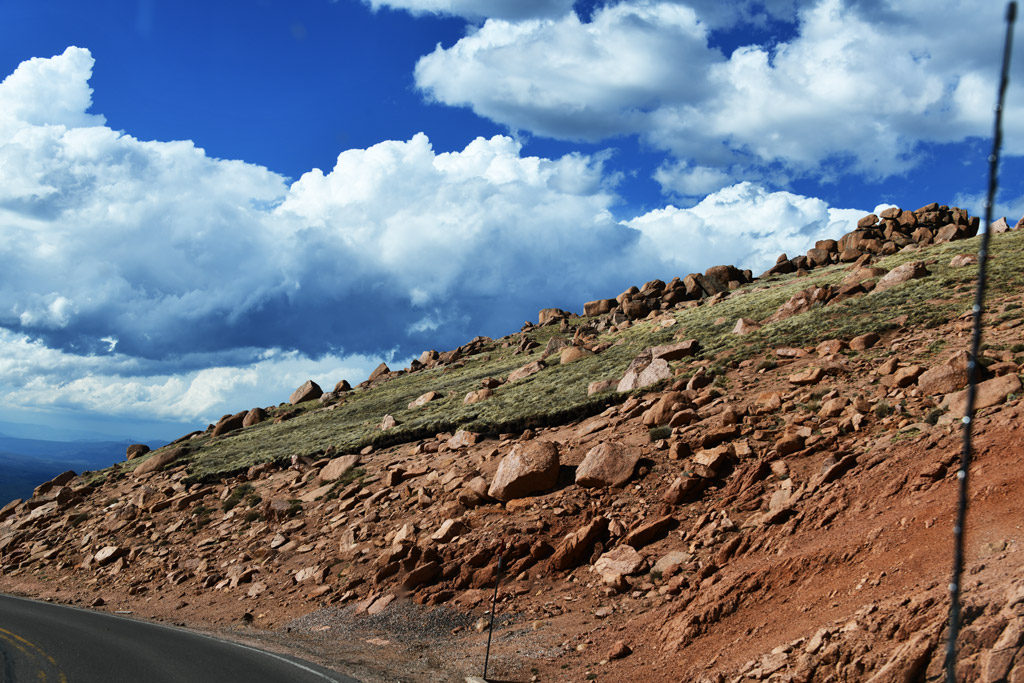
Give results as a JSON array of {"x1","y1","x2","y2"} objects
[{"x1": 2, "y1": 203, "x2": 1024, "y2": 682}]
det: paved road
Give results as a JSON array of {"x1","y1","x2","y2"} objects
[{"x1": 0, "y1": 593, "x2": 357, "y2": 682}]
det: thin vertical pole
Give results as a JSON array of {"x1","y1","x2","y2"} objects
[
  {"x1": 482, "y1": 553, "x2": 504, "y2": 681},
  {"x1": 945, "y1": 4, "x2": 1016, "y2": 681}
]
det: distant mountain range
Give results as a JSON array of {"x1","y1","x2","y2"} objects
[{"x1": 0, "y1": 434, "x2": 158, "y2": 505}]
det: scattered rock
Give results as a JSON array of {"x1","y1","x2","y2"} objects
[
  {"x1": 593, "y1": 545, "x2": 645, "y2": 583},
  {"x1": 508, "y1": 360, "x2": 546, "y2": 383},
  {"x1": 560, "y1": 346, "x2": 593, "y2": 364},
  {"x1": 691, "y1": 444, "x2": 733, "y2": 478},
  {"x1": 849, "y1": 332, "x2": 880, "y2": 351},
  {"x1": 606, "y1": 643, "x2": 630, "y2": 663},
  {"x1": 662, "y1": 475, "x2": 706, "y2": 504},
  {"x1": 368, "y1": 363, "x2": 391, "y2": 382},
  {"x1": 942, "y1": 373, "x2": 1022, "y2": 417},
  {"x1": 319, "y1": 454, "x2": 360, "y2": 482},
  {"x1": 366, "y1": 593, "x2": 395, "y2": 616},
  {"x1": 650, "y1": 340, "x2": 700, "y2": 361},
  {"x1": 94, "y1": 545, "x2": 125, "y2": 566},
  {"x1": 431, "y1": 519, "x2": 466, "y2": 543},
  {"x1": 538, "y1": 308, "x2": 569, "y2": 325},
  {"x1": 732, "y1": 318, "x2": 761, "y2": 335},
  {"x1": 885, "y1": 364, "x2": 924, "y2": 388},
  {"x1": 623, "y1": 515, "x2": 674, "y2": 549},
  {"x1": 575, "y1": 442, "x2": 641, "y2": 488},
  {"x1": 134, "y1": 448, "x2": 185, "y2": 476},
  {"x1": 125, "y1": 444, "x2": 150, "y2": 460},
  {"x1": 873, "y1": 261, "x2": 929, "y2": 293},
  {"x1": 408, "y1": 391, "x2": 441, "y2": 409},
  {"x1": 788, "y1": 367, "x2": 825, "y2": 386},
  {"x1": 289, "y1": 380, "x2": 323, "y2": 405},
  {"x1": 464, "y1": 387, "x2": 493, "y2": 404},
  {"x1": 550, "y1": 517, "x2": 609, "y2": 571},
  {"x1": 774, "y1": 433, "x2": 805, "y2": 456},
  {"x1": 769, "y1": 286, "x2": 835, "y2": 323},
  {"x1": 653, "y1": 551, "x2": 692, "y2": 575},
  {"x1": 243, "y1": 407, "x2": 267, "y2": 427},
  {"x1": 447, "y1": 430, "x2": 479, "y2": 449},
  {"x1": 950, "y1": 253, "x2": 978, "y2": 268},
  {"x1": 816, "y1": 339, "x2": 846, "y2": 356},
  {"x1": 487, "y1": 441, "x2": 560, "y2": 501},
  {"x1": 618, "y1": 358, "x2": 671, "y2": 393},
  {"x1": 917, "y1": 351, "x2": 975, "y2": 394}
]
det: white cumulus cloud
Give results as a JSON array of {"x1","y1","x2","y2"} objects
[
  {"x1": 363, "y1": 0, "x2": 574, "y2": 20},
  {"x1": 414, "y1": 0, "x2": 1024, "y2": 180},
  {"x1": 628, "y1": 182, "x2": 863, "y2": 275},
  {"x1": 0, "y1": 46, "x2": 868, "y2": 431}
]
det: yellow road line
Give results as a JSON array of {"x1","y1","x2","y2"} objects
[{"x1": 0, "y1": 627, "x2": 68, "y2": 683}]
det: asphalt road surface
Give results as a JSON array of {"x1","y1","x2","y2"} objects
[{"x1": 0, "y1": 593, "x2": 357, "y2": 682}]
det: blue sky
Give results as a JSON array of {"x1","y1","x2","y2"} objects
[{"x1": 0, "y1": 0, "x2": 1021, "y2": 442}]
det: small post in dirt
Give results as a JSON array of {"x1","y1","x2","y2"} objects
[{"x1": 482, "y1": 552, "x2": 504, "y2": 681}]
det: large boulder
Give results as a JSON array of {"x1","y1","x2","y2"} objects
[
  {"x1": 243, "y1": 407, "x2": 267, "y2": 427},
  {"x1": 464, "y1": 387, "x2": 492, "y2": 404},
  {"x1": 368, "y1": 363, "x2": 391, "y2": 382},
  {"x1": 550, "y1": 516, "x2": 608, "y2": 571},
  {"x1": 593, "y1": 544, "x2": 646, "y2": 583},
  {"x1": 806, "y1": 247, "x2": 832, "y2": 266},
  {"x1": 941, "y1": 374, "x2": 1022, "y2": 417},
  {"x1": 990, "y1": 216, "x2": 1011, "y2": 234},
  {"x1": 126, "y1": 444, "x2": 150, "y2": 460},
  {"x1": 575, "y1": 442, "x2": 641, "y2": 488},
  {"x1": 703, "y1": 264, "x2": 747, "y2": 293},
  {"x1": 289, "y1": 380, "x2": 323, "y2": 405},
  {"x1": 872, "y1": 261, "x2": 929, "y2": 294},
  {"x1": 683, "y1": 273, "x2": 714, "y2": 299},
  {"x1": 487, "y1": 441, "x2": 560, "y2": 501},
  {"x1": 319, "y1": 454, "x2": 361, "y2": 482},
  {"x1": 617, "y1": 358, "x2": 670, "y2": 393},
  {"x1": 408, "y1": 391, "x2": 441, "y2": 409},
  {"x1": 642, "y1": 391, "x2": 688, "y2": 426},
  {"x1": 134, "y1": 447, "x2": 186, "y2": 476},
  {"x1": 934, "y1": 223, "x2": 969, "y2": 243},
  {"x1": 447, "y1": 430, "x2": 479, "y2": 449},
  {"x1": 621, "y1": 299, "x2": 651, "y2": 320},
  {"x1": 509, "y1": 360, "x2": 546, "y2": 383},
  {"x1": 560, "y1": 346, "x2": 594, "y2": 364},
  {"x1": 767, "y1": 286, "x2": 835, "y2": 323},
  {"x1": 857, "y1": 213, "x2": 879, "y2": 228},
  {"x1": 650, "y1": 340, "x2": 700, "y2": 361},
  {"x1": 917, "y1": 351, "x2": 978, "y2": 395},
  {"x1": 538, "y1": 308, "x2": 569, "y2": 325},
  {"x1": 584, "y1": 299, "x2": 616, "y2": 317},
  {"x1": 212, "y1": 411, "x2": 246, "y2": 437}
]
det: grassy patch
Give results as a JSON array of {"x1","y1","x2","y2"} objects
[
  {"x1": 99, "y1": 231, "x2": 1024, "y2": 485},
  {"x1": 648, "y1": 426, "x2": 672, "y2": 441},
  {"x1": 222, "y1": 483, "x2": 258, "y2": 512}
]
